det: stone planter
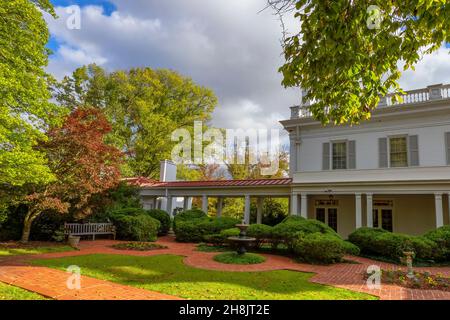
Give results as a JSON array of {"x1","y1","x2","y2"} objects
[{"x1": 68, "y1": 235, "x2": 80, "y2": 248}]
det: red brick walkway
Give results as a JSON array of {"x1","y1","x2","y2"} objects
[{"x1": 1, "y1": 236, "x2": 449, "y2": 300}]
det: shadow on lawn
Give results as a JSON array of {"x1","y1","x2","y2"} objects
[{"x1": 30, "y1": 254, "x2": 376, "y2": 300}]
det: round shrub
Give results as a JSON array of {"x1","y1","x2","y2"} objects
[
  {"x1": 111, "y1": 214, "x2": 160, "y2": 242},
  {"x1": 293, "y1": 232, "x2": 346, "y2": 264},
  {"x1": 247, "y1": 224, "x2": 273, "y2": 248},
  {"x1": 348, "y1": 227, "x2": 389, "y2": 254},
  {"x1": 220, "y1": 227, "x2": 240, "y2": 238},
  {"x1": 109, "y1": 207, "x2": 147, "y2": 216},
  {"x1": 146, "y1": 209, "x2": 171, "y2": 235},
  {"x1": 342, "y1": 240, "x2": 360, "y2": 256},
  {"x1": 214, "y1": 252, "x2": 266, "y2": 265},
  {"x1": 173, "y1": 208, "x2": 207, "y2": 232},
  {"x1": 272, "y1": 217, "x2": 339, "y2": 250},
  {"x1": 424, "y1": 225, "x2": 450, "y2": 260},
  {"x1": 174, "y1": 217, "x2": 239, "y2": 243}
]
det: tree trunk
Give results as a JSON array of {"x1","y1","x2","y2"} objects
[{"x1": 21, "y1": 211, "x2": 37, "y2": 243}]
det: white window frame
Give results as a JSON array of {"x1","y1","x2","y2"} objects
[
  {"x1": 388, "y1": 135, "x2": 409, "y2": 168},
  {"x1": 330, "y1": 140, "x2": 348, "y2": 170},
  {"x1": 373, "y1": 199, "x2": 395, "y2": 232}
]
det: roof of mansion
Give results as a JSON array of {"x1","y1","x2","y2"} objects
[{"x1": 124, "y1": 177, "x2": 292, "y2": 189}]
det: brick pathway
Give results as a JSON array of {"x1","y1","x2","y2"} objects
[{"x1": 1, "y1": 236, "x2": 449, "y2": 300}]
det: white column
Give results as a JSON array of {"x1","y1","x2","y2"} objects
[
  {"x1": 256, "y1": 197, "x2": 263, "y2": 224},
  {"x1": 244, "y1": 195, "x2": 251, "y2": 224},
  {"x1": 435, "y1": 193, "x2": 444, "y2": 228},
  {"x1": 202, "y1": 195, "x2": 208, "y2": 214},
  {"x1": 448, "y1": 192, "x2": 450, "y2": 225},
  {"x1": 300, "y1": 193, "x2": 308, "y2": 218},
  {"x1": 290, "y1": 193, "x2": 299, "y2": 215},
  {"x1": 366, "y1": 193, "x2": 373, "y2": 227},
  {"x1": 166, "y1": 195, "x2": 173, "y2": 217},
  {"x1": 355, "y1": 193, "x2": 362, "y2": 229},
  {"x1": 217, "y1": 197, "x2": 223, "y2": 218},
  {"x1": 183, "y1": 197, "x2": 190, "y2": 211}
]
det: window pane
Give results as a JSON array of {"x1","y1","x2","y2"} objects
[
  {"x1": 328, "y1": 208, "x2": 338, "y2": 232},
  {"x1": 373, "y1": 209, "x2": 379, "y2": 228},
  {"x1": 332, "y1": 142, "x2": 347, "y2": 169},
  {"x1": 316, "y1": 208, "x2": 325, "y2": 223},
  {"x1": 381, "y1": 210, "x2": 393, "y2": 232},
  {"x1": 390, "y1": 137, "x2": 408, "y2": 167}
]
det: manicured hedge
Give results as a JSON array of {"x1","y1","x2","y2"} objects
[
  {"x1": 173, "y1": 209, "x2": 207, "y2": 232},
  {"x1": 293, "y1": 232, "x2": 348, "y2": 264},
  {"x1": 271, "y1": 216, "x2": 339, "y2": 250},
  {"x1": 175, "y1": 216, "x2": 240, "y2": 243},
  {"x1": 146, "y1": 209, "x2": 171, "y2": 235},
  {"x1": 424, "y1": 225, "x2": 450, "y2": 260},
  {"x1": 247, "y1": 224, "x2": 273, "y2": 248},
  {"x1": 111, "y1": 214, "x2": 160, "y2": 242},
  {"x1": 349, "y1": 227, "x2": 442, "y2": 261}
]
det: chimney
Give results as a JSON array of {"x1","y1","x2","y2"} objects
[{"x1": 160, "y1": 160, "x2": 177, "y2": 182}]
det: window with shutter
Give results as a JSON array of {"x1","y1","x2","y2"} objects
[
  {"x1": 322, "y1": 142, "x2": 330, "y2": 170},
  {"x1": 348, "y1": 140, "x2": 356, "y2": 169},
  {"x1": 408, "y1": 135, "x2": 419, "y2": 166},
  {"x1": 446, "y1": 132, "x2": 450, "y2": 165},
  {"x1": 379, "y1": 138, "x2": 388, "y2": 168}
]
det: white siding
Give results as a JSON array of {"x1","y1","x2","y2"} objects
[{"x1": 298, "y1": 114, "x2": 450, "y2": 172}]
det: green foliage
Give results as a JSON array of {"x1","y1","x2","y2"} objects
[
  {"x1": 293, "y1": 232, "x2": 347, "y2": 264},
  {"x1": 0, "y1": 0, "x2": 65, "y2": 186},
  {"x1": 424, "y1": 225, "x2": 450, "y2": 260},
  {"x1": 348, "y1": 227, "x2": 389, "y2": 254},
  {"x1": 213, "y1": 252, "x2": 266, "y2": 265},
  {"x1": 146, "y1": 209, "x2": 171, "y2": 235},
  {"x1": 203, "y1": 227, "x2": 240, "y2": 246},
  {"x1": 0, "y1": 282, "x2": 48, "y2": 300},
  {"x1": 249, "y1": 198, "x2": 289, "y2": 225},
  {"x1": 175, "y1": 216, "x2": 239, "y2": 243},
  {"x1": 279, "y1": 0, "x2": 450, "y2": 124},
  {"x1": 349, "y1": 227, "x2": 441, "y2": 261},
  {"x1": 54, "y1": 64, "x2": 217, "y2": 178},
  {"x1": 272, "y1": 216, "x2": 339, "y2": 250},
  {"x1": 111, "y1": 214, "x2": 160, "y2": 242},
  {"x1": 247, "y1": 224, "x2": 273, "y2": 248},
  {"x1": 173, "y1": 208, "x2": 207, "y2": 232},
  {"x1": 342, "y1": 241, "x2": 361, "y2": 256}
]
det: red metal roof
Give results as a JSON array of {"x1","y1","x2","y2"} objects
[{"x1": 125, "y1": 177, "x2": 292, "y2": 188}]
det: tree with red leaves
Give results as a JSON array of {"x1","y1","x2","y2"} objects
[{"x1": 21, "y1": 108, "x2": 123, "y2": 242}]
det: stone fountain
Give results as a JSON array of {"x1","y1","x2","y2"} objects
[{"x1": 227, "y1": 222, "x2": 256, "y2": 255}]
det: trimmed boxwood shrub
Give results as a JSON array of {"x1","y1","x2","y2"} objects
[
  {"x1": 349, "y1": 227, "x2": 440, "y2": 261},
  {"x1": 293, "y1": 232, "x2": 346, "y2": 264},
  {"x1": 342, "y1": 240, "x2": 360, "y2": 256},
  {"x1": 424, "y1": 225, "x2": 450, "y2": 260},
  {"x1": 111, "y1": 214, "x2": 160, "y2": 242},
  {"x1": 348, "y1": 227, "x2": 389, "y2": 255},
  {"x1": 272, "y1": 217, "x2": 339, "y2": 250},
  {"x1": 175, "y1": 217, "x2": 239, "y2": 243},
  {"x1": 146, "y1": 209, "x2": 171, "y2": 235},
  {"x1": 173, "y1": 208, "x2": 207, "y2": 232},
  {"x1": 203, "y1": 228, "x2": 240, "y2": 246},
  {"x1": 247, "y1": 224, "x2": 273, "y2": 248}
]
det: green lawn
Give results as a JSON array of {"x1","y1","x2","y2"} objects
[
  {"x1": 0, "y1": 282, "x2": 48, "y2": 300},
  {"x1": 0, "y1": 245, "x2": 74, "y2": 256},
  {"x1": 32, "y1": 254, "x2": 377, "y2": 300}
]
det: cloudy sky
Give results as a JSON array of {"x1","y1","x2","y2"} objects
[{"x1": 46, "y1": 0, "x2": 450, "y2": 134}]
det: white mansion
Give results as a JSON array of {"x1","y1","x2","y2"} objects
[{"x1": 137, "y1": 84, "x2": 450, "y2": 238}]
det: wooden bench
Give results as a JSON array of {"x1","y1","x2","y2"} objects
[{"x1": 64, "y1": 223, "x2": 116, "y2": 240}]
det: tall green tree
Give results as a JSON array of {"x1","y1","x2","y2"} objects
[
  {"x1": 0, "y1": 0, "x2": 65, "y2": 186},
  {"x1": 270, "y1": 0, "x2": 450, "y2": 124},
  {"x1": 53, "y1": 64, "x2": 217, "y2": 178}
]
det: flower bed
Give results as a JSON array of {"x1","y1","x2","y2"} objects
[
  {"x1": 111, "y1": 242, "x2": 167, "y2": 251},
  {"x1": 364, "y1": 269, "x2": 450, "y2": 291}
]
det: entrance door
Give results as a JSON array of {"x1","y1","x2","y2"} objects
[
  {"x1": 315, "y1": 208, "x2": 338, "y2": 232},
  {"x1": 373, "y1": 208, "x2": 393, "y2": 231}
]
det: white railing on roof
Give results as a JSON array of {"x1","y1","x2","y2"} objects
[{"x1": 290, "y1": 84, "x2": 450, "y2": 119}]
